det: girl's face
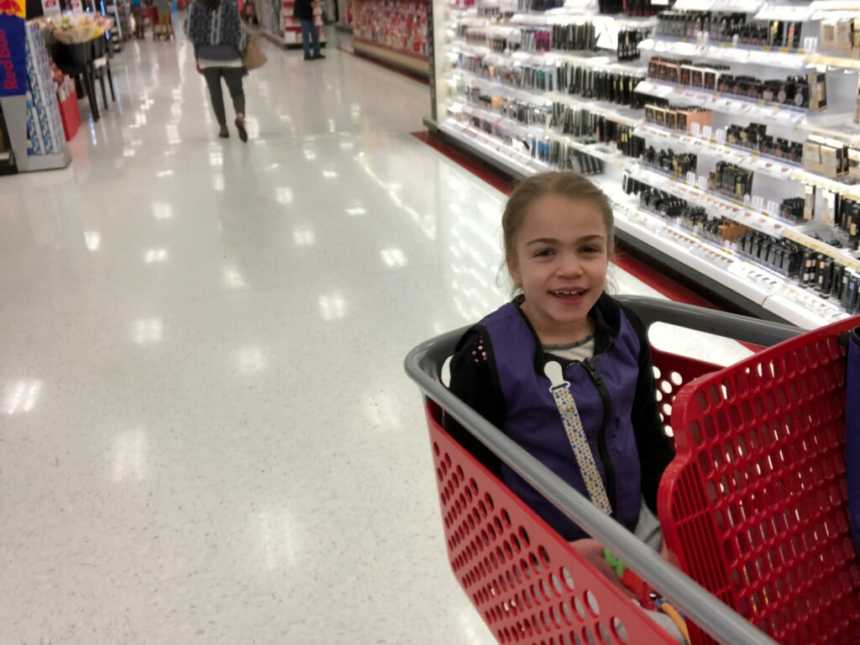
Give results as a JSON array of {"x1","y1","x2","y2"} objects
[{"x1": 508, "y1": 194, "x2": 609, "y2": 338}]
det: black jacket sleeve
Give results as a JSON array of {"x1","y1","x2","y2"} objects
[
  {"x1": 443, "y1": 327, "x2": 504, "y2": 475},
  {"x1": 293, "y1": 0, "x2": 313, "y2": 19},
  {"x1": 623, "y1": 305, "x2": 676, "y2": 516}
]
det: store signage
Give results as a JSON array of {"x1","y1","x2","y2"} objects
[
  {"x1": 0, "y1": 0, "x2": 24, "y2": 17},
  {"x1": 0, "y1": 10, "x2": 27, "y2": 97},
  {"x1": 41, "y1": 0, "x2": 60, "y2": 17}
]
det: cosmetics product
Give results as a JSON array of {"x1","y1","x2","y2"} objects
[
  {"x1": 710, "y1": 162, "x2": 754, "y2": 200},
  {"x1": 803, "y1": 185, "x2": 816, "y2": 222},
  {"x1": 780, "y1": 197, "x2": 805, "y2": 222}
]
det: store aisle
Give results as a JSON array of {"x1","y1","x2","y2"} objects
[{"x1": 0, "y1": 28, "x2": 750, "y2": 644}]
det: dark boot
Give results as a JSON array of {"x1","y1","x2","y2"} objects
[{"x1": 235, "y1": 117, "x2": 247, "y2": 143}]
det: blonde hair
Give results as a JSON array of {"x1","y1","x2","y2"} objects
[{"x1": 502, "y1": 172, "x2": 615, "y2": 278}]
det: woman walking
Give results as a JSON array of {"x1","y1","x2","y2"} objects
[{"x1": 185, "y1": 0, "x2": 249, "y2": 141}]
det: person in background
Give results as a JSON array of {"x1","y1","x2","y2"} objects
[
  {"x1": 131, "y1": 0, "x2": 145, "y2": 39},
  {"x1": 185, "y1": 0, "x2": 249, "y2": 141},
  {"x1": 154, "y1": 0, "x2": 174, "y2": 39},
  {"x1": 293, "y1": 0, "x2": 323, "y2": 61},
  {"x1": 241, "y1": 0, "x2": 259, "y2": 26}
]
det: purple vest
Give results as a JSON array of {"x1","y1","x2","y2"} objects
[{"x1": 480, "y1": 302, "x2": 643, "y2": 540}]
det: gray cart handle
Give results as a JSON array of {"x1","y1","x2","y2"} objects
[{"x1": 405, "y1": 296, "x2": 801, "y2": 645}]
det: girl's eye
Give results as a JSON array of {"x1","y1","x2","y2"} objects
[
  {"x1": 534, "y1": 248, "x2": 555, "y2": 258},
  {"x1": 581, "y1": 246, "x2": 602, "y2": 255}
]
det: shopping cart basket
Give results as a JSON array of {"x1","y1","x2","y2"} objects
[{"x1": 405, "y1": 296, "x2": 860, "y2": 644}]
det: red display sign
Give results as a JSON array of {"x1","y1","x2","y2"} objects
[{"x1": 0, "y1": 14, "x2": 26, "y2": 96}]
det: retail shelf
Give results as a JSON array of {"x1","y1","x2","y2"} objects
[
  {"x1": 627, "y1": 163, "x2": 860, "y2": 271},
  {"x1": 802, "y1": 118, "x2": 860, "y2": 148},
  {"x1": 762, "y1": 282, "x2": 849, "y2": 327},
  {"x1": 450, "y1": 94, "x2": 628, "y2": 165},
  {"x1": 434, "y1": 0, "x2": 857, "y2": 326},
  {"x1": 635, "y1": 122, "x2": 860, "y2": 202},
  {"x1": 789, "y1": 167, "x2": 860, "y2": 203},
  {"x1": 449, "y1": 68, "x2": 553, "y2": 101},
  {"x1": 784, "y1": 229, "x2": 860, "y2": 272},
  {"x1": 635, "y1": 79, "x2": 809, "y2": 126},
  {"x1": 450, "y1": 38, "x2": 647, "y2": 73},
  {"x1": 611, "y1": 198, "x2": 775, "y2": 302},
  {"x1": 433, "y1": 116, "x2": 851, "y2": 326},
  {"x1": 610, "y1": 193, "x2": 848, "y2": 327},
  {"x1": 754, "y1": 4, "x2": 814, "y2": 22},
  {"x1": 673, "y1": 0, "x2": 762, "y2": 11},
  {"x1": 638, "y1": 37, "x2": 811, "y2": 70},
  {"x1": 439, "y1": 117, "x2": 550, "y2": 176},
  {"x1": 554, "y1": 134, "x2": 625, "y2": 166},
  {"x1": 672, "y1": 0, "x2": 761, "y2": 10},
  {"x1": 449, "y1": 67, "x2": 644, "y2": 128},
  {"x1": 806, "y1": 53, "x2": 860, "y2": 70},
  {"x1": 506, "y1": 12, "x2": 656, "y2": 30},
  {"x1": 809, "y1": 1, "x2": 860, "y2": 19},
  {"x1": 635, "y1": 123, "x2": 800, "y2": 182},
  {"x1": 547, "y1": 92, "x2": 643, "y2": 128},
  {"x1": 449, "y1": 40, "x2": 491, "y2": 57},
  {"x1": 626, "y1": 163, "x2": 787, "y2": 236},
  {"x1": 449, "y1": 99, "x2": 623, "y2": 168}
]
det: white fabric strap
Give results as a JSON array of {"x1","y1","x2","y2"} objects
[{"x1": 544, "y1": 360, "x2": 613, "y2": 515}]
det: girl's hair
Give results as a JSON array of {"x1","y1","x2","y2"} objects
[
  {"x1": 502, "y1": 172, "x2": 615, "y2": 271},
  {"x1": 200, "y1": 0, "x2": 220, "y2": 10}
]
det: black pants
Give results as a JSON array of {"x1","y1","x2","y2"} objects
[
  {"x1": 201, "y1": 67, "x2": 245, "y2": 128},
  {"x1": 300, "y1": 19, "x2": 320, "y2": 58}
]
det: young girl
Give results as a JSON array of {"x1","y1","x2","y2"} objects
[{"x1": 446, "y1": 171, "x2": 685, "y2": 639}]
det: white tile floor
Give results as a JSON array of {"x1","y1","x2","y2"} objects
[{"x1": 0, "y1": 26, "x2": 752, "y2": 644}]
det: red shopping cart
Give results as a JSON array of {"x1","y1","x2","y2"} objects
[{"x1": 405, "y1": 296, "x2": 860, "y2": 644}]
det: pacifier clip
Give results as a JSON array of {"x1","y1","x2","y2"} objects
[{"x1": 544, "y1": 360, "x2": 613, "y2": 515}]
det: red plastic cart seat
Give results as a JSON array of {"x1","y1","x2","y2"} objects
[
  {"x1": 661, "y1": 316, "x2": 860, "y2": 644},
  {"x1": 427, "y1": 399, "x2": 676, "y2": 644}
]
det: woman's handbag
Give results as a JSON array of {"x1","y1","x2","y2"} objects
[{"x1": 243, "y1": 33, "x2": 267, "y2": 71}]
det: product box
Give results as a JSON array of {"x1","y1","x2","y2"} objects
[
  {"x1": 848, "y1": 147, "x2": 860, "y2": 182},
  {"x1": 803, "y1": 141, "x2": 822, "y2": 175}
]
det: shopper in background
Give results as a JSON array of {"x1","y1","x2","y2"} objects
[
  {"x1": 445, "y1": 172, "x2": 688, "y2": 643},
  {"x1": 294, "y1": 0, "x2": 323, "y2": 61},
  {"x1": 131, "y1": 0, "x2": 145, "y2": 38},
  {"x1": 241, "y1": 0, "x2": 259, "y2": 26},
  {"x1": 185, "y1": 0, "x2": 249, "y2": 142},
  {"x1": 154, "y1": 0, "x2": 174, "y2": 39}
]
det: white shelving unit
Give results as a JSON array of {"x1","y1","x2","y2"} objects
[
  {"x1": 428, "y1": 0, "x2": 860, "y2": 327},
  {"x1": 638, "y1": 37, "x2": 812, "y2": 70}
]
